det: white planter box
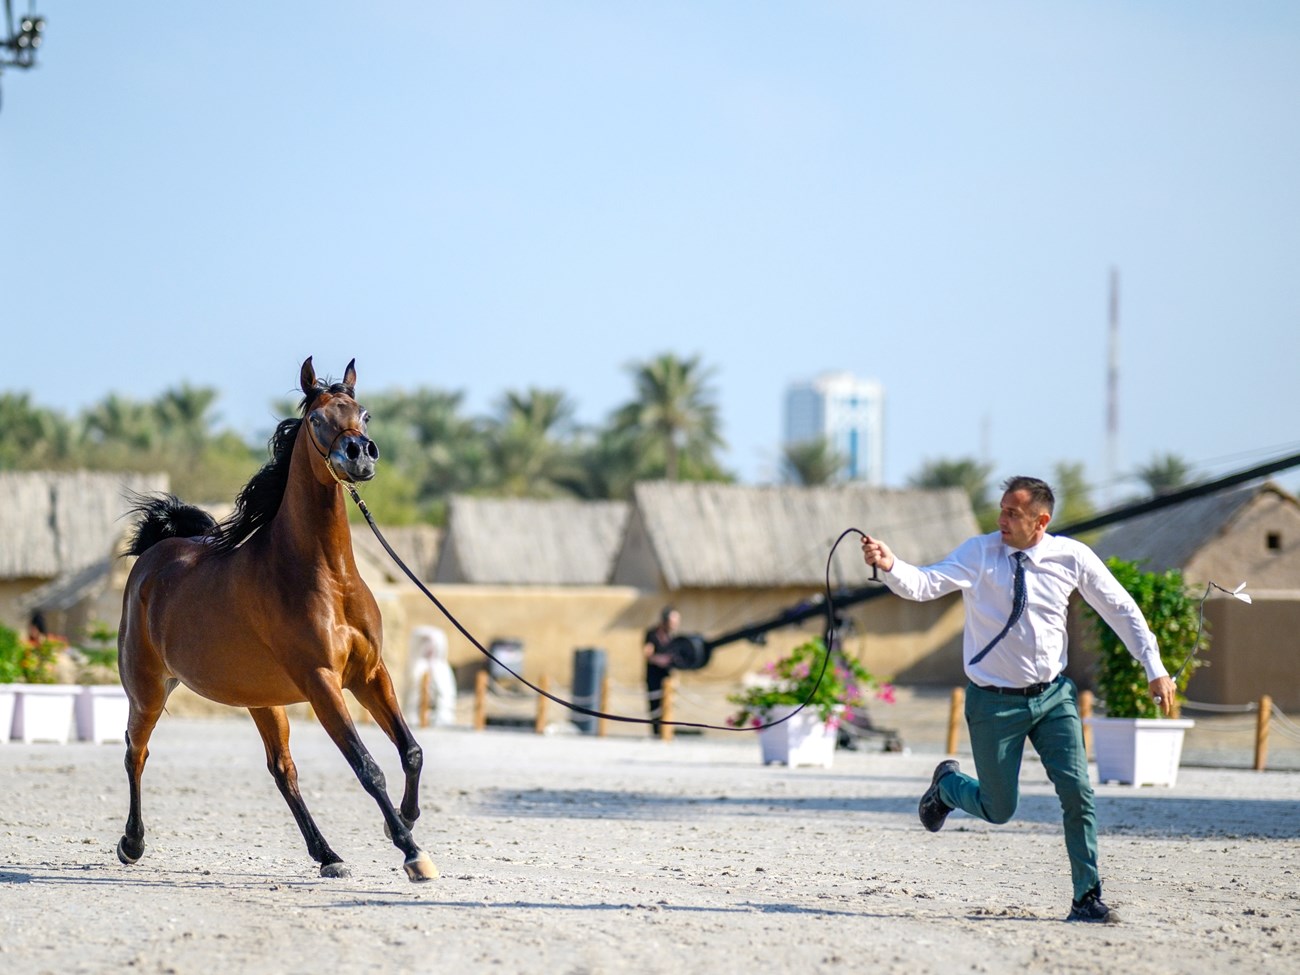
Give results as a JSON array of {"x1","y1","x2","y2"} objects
[
  {"x1": 11, "y1": 684, "x2": 79, "y2": 744},
  {"x1": 76, "y1": 685, "x2": 130, "y2": 744},
  {"x1": 1087, "y1": 717, "x2": 1195, "y2": 787},
  {"x1": 0, "y1": 684, "x2": 17, "y2": 744},
  {"x1": 757, "y1": 704, "x2": 837, "y2": 768}
]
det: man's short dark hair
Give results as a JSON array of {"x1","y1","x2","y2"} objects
[{"x1": 1002, "y1": 476, "x2": 1055, "y2": 515}]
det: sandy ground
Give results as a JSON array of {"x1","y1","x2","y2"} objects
[{"x1": 3, "y1": 692, "x2": 1298, "y2": 975}]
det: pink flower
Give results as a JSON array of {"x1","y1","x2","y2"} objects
[
  {"x1": 877, "y1": 684, "x2": 896, "y2": 704},
  {"x1": 750, "y1": 717, "x2": 762, "y2": 728}
]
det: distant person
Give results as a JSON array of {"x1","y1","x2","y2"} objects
[
  {"x1": 861, "y1": 475, "x2": 1174, "y2": 924},
  {"x1": 409, "y1": 626, "x2": 457, "y2": 727},
  {"x1": 643, "y1": 607, "x2": 680, "y2": 737},
  {"x1": 27, "y1": 611, "x2": 49, "y2": 644}
]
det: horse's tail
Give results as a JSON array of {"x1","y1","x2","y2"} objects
[{"x1": 125, "y1": 493, "x2": 219, "y2": 556}]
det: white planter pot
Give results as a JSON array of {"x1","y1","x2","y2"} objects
[
  {"x1": 0, "y1": 684, "x2": 17, "y2": 744},
  {"x1": 76, "y1": 685, "x2": 130, "y2": 744},
  {"x1": 757, "y1": 704, "x2": 837, "y2": 768},
  {"x1": 11, "y1": 684, "x2": 79, "y2": 744},
  {"x1": 1087, "y1": 717, "x2": 1195, "y2": 787}
]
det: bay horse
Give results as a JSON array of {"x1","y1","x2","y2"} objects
[{"x1": 116, "y1": 357, "x2": 437, "y2": 881}]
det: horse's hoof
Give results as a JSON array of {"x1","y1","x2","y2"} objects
[
  {"x1": 403, "y1": 851, "x2": 438, "y2": 882},
  {"x1": 320, "y1": 862, "x2": 352, "y2": 879},
  {"x1": 117, "y1": 836, "x2": 144, "y2": 865}
]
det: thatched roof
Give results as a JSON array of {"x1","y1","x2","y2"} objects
[
  {"x1": 435, "y1": 496, "x2": 630, "y2": 585},
  {"x1": 352, "y1": 524, "x2": 443, "y2": 584},
  {"x1": 611, "y1": 481, "x2": 979, "y2": 590},
  {"x1": 1091, "y1": 482, "x2": 1280, "y2": 573},
  {"x1": 0, "y1": 471, "x2": 169, "y2": 580}
]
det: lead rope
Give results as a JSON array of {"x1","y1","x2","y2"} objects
[{"x1": 331, "y1": 456, "x2": 870, "y2": 732}]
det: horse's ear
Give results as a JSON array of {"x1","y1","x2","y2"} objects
[
  {"x1": 300, "y1": 357, "x2": 317, "y2": 396},
  {"x1": 343, "y1": 358, "x2": 357, "y2": 389}
]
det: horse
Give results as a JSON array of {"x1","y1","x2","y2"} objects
[{"x1": 116, "y1": 357, "x2": 437, "y2": 882}]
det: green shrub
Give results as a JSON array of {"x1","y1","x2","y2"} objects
[
  {"x1": 1083, "y1": 558, "x2": 1204, "y2": 718},
  {"x1": 0, "y1": 625, "x2": 22, "y2": 683}
]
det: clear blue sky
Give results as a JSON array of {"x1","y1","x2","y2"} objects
[{"x1": 3, "y1": 2, "x2": 1298, "y2": 499}]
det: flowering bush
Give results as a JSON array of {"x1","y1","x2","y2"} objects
[
  {"x1": 0, "y1": 624, "x2": 63, "y2": 684},
  {"x1": 727, "y1": 637, "x2": 894, "y2": 728}
]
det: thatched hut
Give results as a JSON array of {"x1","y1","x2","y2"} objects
[{"x1": 0, "y1": 470, "x2": 168, "y2": 640}]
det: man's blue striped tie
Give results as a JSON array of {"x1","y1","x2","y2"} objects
[{"x1": 969, "y1": 551, "x2": 1028, "y2": 666}]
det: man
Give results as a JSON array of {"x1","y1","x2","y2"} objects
[
  {"x1": 643, "y1": 606, "x2": 680, "y2": 737},
  {"x1": 862, "y1": 475, "x2": 1174, "y2": 923}
]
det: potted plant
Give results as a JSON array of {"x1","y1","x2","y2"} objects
[
  {"x1": 727, "y1": 637, "x2": 894, "y2": 768},
  {"x1": 73, "y1": 621, "x2": 129, "y2": 744},
  {"x1": 0, "y1": 625, "x2": 23, "y2": 743},
  {"x1": 0, "y1": 623, "x2": 79, "y2": 744},
  {"x1": 1082, "y1": 558, "x2": 1202, "y2": 786}
]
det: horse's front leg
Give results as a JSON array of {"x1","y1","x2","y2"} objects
[
  {"x1": 305, "y1": 673, "x2": 438, "y2": 882},
  {"x1": 351, "y1": 667, "x2": 423, "y2": 831},
  {"x1": 248, "y1": 706, "x2": 350, "y2": 878}
]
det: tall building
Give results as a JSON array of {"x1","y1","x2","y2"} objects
[{"x1": 783, "y1": 372, "x2": 885, "y2": 485}]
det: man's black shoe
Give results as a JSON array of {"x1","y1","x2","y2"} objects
[
  {"x1": 1067, "y1": 886, "x2": 1119, "y2": 924},
  {"x1": 918, "y1": 760, "x2": 959, "y2": 832}
]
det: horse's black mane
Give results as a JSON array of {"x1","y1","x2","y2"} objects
[{"x1": 208, "y1": 379, "x2": 355, "y2": 554}]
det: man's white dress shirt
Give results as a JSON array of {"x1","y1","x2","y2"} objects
[{"x1": 882, "y1": 532, "x2": 1167, "y2": 689}]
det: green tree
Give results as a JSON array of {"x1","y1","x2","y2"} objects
[
  {"x1": 484, "y1": 388, "x2": 581, "y2": 498},
  {"x1": 909, "y1": 457, "x2": 995, "y2": 530},
  {"x1": 1051, "y1": 461, "x2": 1095, "y2": 528},
  {"x1": 81, "y1": 394, "x2": 160, "y2": 452},
  {"x1": 782, "y1": 436, "x2": 847, "y2": 486},
  {"x1": 0, "y1": 393, "x2": 73, "y2": 468},
  {"x1": 366, "y1": 387, "x2": 490, "y2": 521},
  {"x1": 611, "y1": 352, "x2": 728, "y2": 482},
  {"x1": 154, "y1": 383, "x2": 221, "y2": 453},
  {"x1": 561, "y1": 427, "x2": 642, "y2": 501},
  {"x1": 1136, "y1": 453, "x2": 1194, "y2": 497}
]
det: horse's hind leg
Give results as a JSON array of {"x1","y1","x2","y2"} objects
[
  {"x1": 305, "y1": 674, "x2": 438, "y2": 882},
  {"x1": 248, "y1": 707, "x2": 350, "y2": 879},
  {"x1": 350, "y1": 668, "x2": 423, "y2": 832},
  {"x1": 117, "y1": 679, "x2": 172, "y2": 866}
]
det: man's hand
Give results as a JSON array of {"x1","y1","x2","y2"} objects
[
  {"x1": 861, "y1": 535, "x2": 895, "y2": 573},
  {"x1": 1149, "y1": 676, "x2": 1176, "y2": 717}
]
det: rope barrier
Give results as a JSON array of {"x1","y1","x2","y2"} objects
[{"x1": 1182, "y1": 699, "x2": 1258, "y2": 713}]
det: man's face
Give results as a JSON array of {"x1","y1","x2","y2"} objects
[{"x1": 997, "y1": 489, "x2": 1050, "y2": 550}]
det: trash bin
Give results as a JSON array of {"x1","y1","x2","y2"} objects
[
  {"x1": 487, "y1": 638, "x2": 524, "y2": 681},
  {"x1": 571, "y1": 647, "x2": 607, "y2": 735}
]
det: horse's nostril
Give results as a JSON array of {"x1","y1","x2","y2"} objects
[
  {"x1": 367, "y1": 441, "x2": 379, "y2": 460},
  {"x1": 346, "y1": 442, "x2": 361, "y2": 461}
]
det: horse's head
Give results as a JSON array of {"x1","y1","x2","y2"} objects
[{"x1": 299, "y1": 357, "x2": 380, "y2": 483}]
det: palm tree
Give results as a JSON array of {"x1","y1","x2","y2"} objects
[
  {"x1": 368, "y1": 387, "x2": 491, "y2": 515},
  {"x1": 782, "y1": 437, "x2": 847, "y2": 486},
  {"x1": 909, "y1": 457, "x2": 995, "y2": 529},
  {"x1": 154, "y1": 384, "x2": 221, "y2": 454},
  {"x1": 1136, "y1": 453, "x2": 1194, "y2": 497},
  {"x1": 612, "y1": 353, "x2": 726, "y2": 482},
  {"x1": 81, "y1": 394, "x2": 160, "y2": 451},
  {"x1": 0, "y1": 393, "x2": 73, "y2": 468},
  {"x1": 484, "y1": 388, "x2": 580, "y2": 498},
  {"x1": 1051, "y1": 461, "x2": 1096, "y2": 528}
]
